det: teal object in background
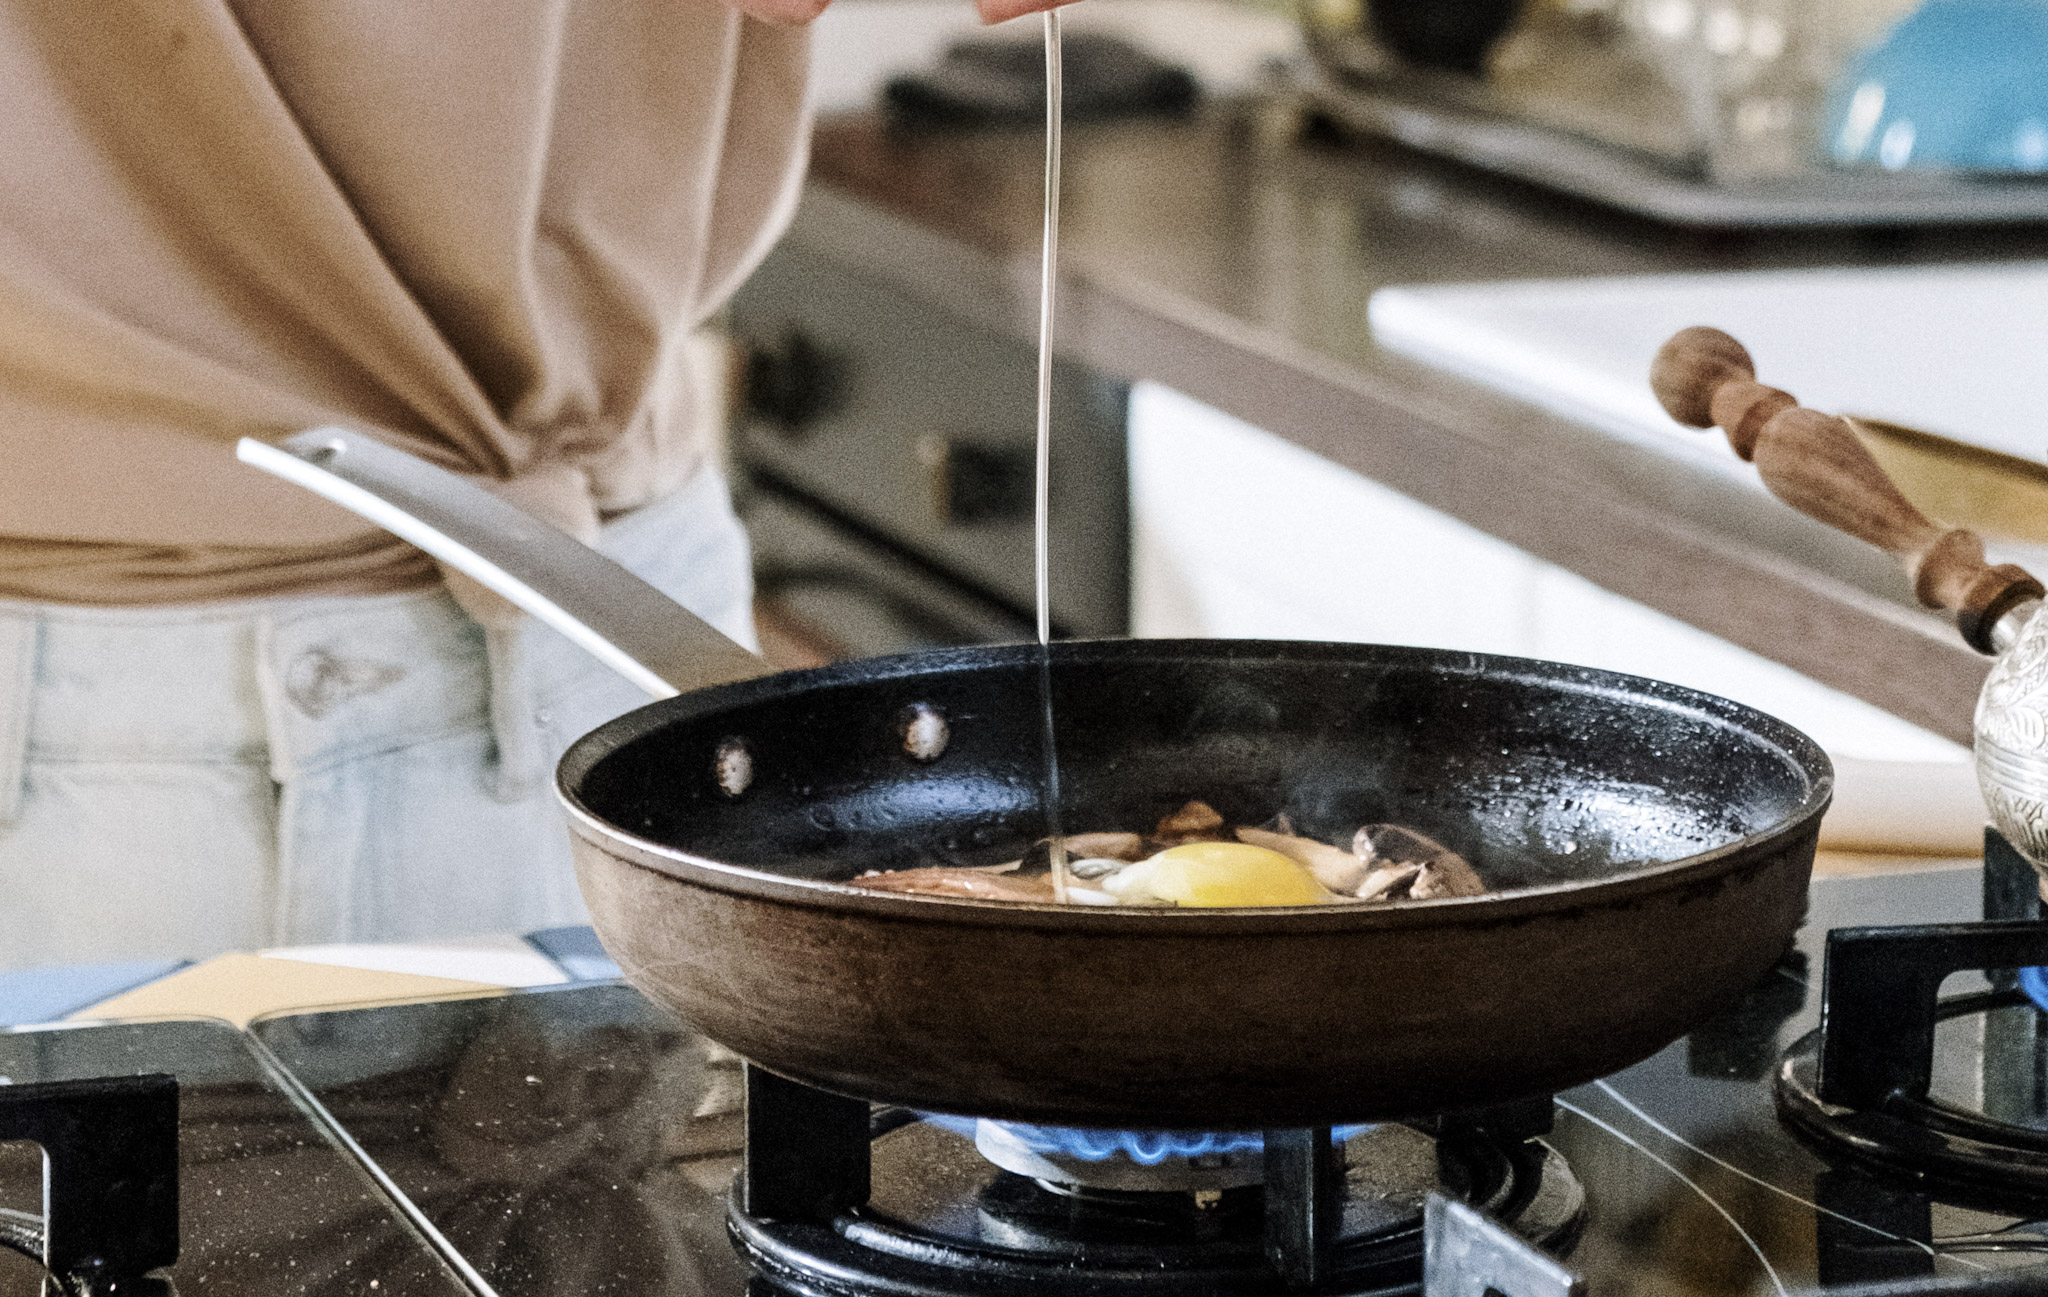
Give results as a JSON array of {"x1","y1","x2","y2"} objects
[
  {"x1": 1824, "y1": 0, "x2": 2048, "y2": 172},
  {"x1": 0, "y1": 959, "x2": 187, "y2": 1026}
]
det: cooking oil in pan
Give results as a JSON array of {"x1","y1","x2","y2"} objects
[{"x1": 1034, "y1": 9, "x2": 1069, "y2": 903}]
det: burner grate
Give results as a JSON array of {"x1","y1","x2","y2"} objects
[
  {"x1": 729, "y1": 1066, "x2": 1583, "y2": 1297},
  {"x1": 0, "y1": 1073, "x2": 178, "y2": 1297},
  {"x1": 1777, "y1": 830, "x2": 2048, "y2": 1207}
]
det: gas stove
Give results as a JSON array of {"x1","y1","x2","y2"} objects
[{"x1": 10, "y1": 843, "x2": 2048, "y2": 1297}]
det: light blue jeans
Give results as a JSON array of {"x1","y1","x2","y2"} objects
[{"x1": 0, "y1": 470, "x2": 755, "y2": 969}]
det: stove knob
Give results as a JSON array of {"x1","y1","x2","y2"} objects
[
  {"x1": 743, "y1": 328, "x2": 846, "y2": 436},
  {"x1": 917, "y1": 436, "x2": 1035, "y2": 526}
]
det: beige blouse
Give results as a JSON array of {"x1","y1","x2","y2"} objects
[{"x1": 0, "y1": 0, "x2": 811, "y2": 604}]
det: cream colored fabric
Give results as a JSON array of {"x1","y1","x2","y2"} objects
[{"x1": 0, "y1": 0, "x2": 810, "y2": 604}]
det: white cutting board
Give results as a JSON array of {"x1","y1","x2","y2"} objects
[{"x1": 1368, "y1": 262, "x2": 2048, "y2": 479}]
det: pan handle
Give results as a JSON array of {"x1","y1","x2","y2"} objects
[
  {"x1": 236, "y1": 429, "x2": 775, "y2": 698},
  {"x1": 1650, "y1": 326, "x2": 2044, "y2": 655}
]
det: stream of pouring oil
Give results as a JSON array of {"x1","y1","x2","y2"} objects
[{"x1": 1035, "y1": 10, "x2": 1070, "y2": 903}]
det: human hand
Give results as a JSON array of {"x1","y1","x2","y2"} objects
[
  {"x1": 725, "y1": 0, "x2": 1076, "y2": 29},
  {"x1": 972, "y1": 0, "x2": 1080, "y2": 25}
]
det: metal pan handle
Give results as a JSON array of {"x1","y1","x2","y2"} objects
[{"x1": 236, "y1": 429, "x2": 775, "y2": 699}]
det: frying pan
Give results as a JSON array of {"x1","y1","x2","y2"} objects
[{"x1": 240, "y1": 429, "x2": 1830, "y2": 1129}]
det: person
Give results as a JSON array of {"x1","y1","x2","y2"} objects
[{"x1": 0, "y1": 0, "x2": 1062, "y2": 970}]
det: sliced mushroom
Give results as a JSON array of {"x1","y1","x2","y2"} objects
[
  {"x1": 1354, "y1": 862, "x2": 1422, "y2": 902},
  {"x1": 1063, "y1": 831, "x2": 1147, "y2": 861},
  {"x1": 849, "y1": 867, "x2": 1057, "y2": 903},
  {"x1": 1352, "y1": 823, "x2": 1488, "y2": 899},
  {"x1": 1410, "y1": 854, "x2": 1487, "y2": 899},
  {"x1": 1235, "y1": 826, "x2": 1369, "y2": 895},
  {"x1": 1153, "y1": 800, "x2": 1227, "y2": 845},
  {"x1": 1019, "y1": 832, "x2": 1150, "y2": 875},
  {"x1": 1355, "y1": 823, "x2": 1455, "y2": 865}
]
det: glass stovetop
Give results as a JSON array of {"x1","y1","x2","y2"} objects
[
  {"x1": 9, "y1": 864, "x2": 2048, "y2": 1297},
  {"x1": 0, "y1": 1017, "x2": 473, "y2": 1297}
]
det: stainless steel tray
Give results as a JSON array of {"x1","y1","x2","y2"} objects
[{"x1": 1304, "y1": 67, "x2": 2048, "y2": 229}]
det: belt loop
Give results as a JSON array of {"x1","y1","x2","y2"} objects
[
  {"x1": 485, "y1": 622, "x2": 544, "y2": 802},
  {"x1": 0, "y1": 608, "x2": 38, "y2": 826},
  {"x1": 250, "y1": 614, "x2": 298, "y2": 786}
]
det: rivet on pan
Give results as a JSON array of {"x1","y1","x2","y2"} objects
[
  {"x1": 714, "y1": 738, "x2": 753, "y2": 798},
  {"x1": 900, "y1": 703, "x2": 950, "y2": 763}
]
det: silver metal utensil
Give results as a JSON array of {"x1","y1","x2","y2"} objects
[{"x1": 236, "y1": 429, "x2": 772, "y2": 699}]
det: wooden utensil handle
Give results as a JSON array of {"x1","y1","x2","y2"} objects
[{"x1": 1651, "y1": 325, "x2": 2042, "y2": 653}]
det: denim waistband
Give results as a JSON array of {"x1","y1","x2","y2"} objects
[{"x1": 0, "y1": 467, "x2": 742, "y2": 821}]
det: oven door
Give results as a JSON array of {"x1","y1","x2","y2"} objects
[{"x1": 728, "y1": 244, "x2": 1129, "y2": 663}]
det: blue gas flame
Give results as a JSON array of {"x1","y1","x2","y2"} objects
[
  {"x1": 2021, "y1": 965, "x2": 2048, "y2": 1011},
  {"x1": 923, "y1": 1114, "x2": 1371, "y2": 1163}
]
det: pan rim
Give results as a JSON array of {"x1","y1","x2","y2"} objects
[{"x1": 558, "y1": 638, "x2": 1833, "y2": 930}]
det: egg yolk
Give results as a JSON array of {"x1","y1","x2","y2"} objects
[{"x1": 1145, "y1": 842, "x2": 1328, "y2": 907}]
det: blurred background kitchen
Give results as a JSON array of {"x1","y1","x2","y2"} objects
[
  {"x1": 726, "y1": 0, "x2": 2048, "y2": 864},
  {"x1": 12, "y1": 8, "x2": 2048, "y2": 1290}
]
